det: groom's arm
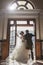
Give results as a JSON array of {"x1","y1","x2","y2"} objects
[{"x1": 31, "y1": 34, "x2": 35, "y2": 37}]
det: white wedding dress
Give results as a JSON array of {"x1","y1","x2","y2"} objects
[{"x1": 9, "y1": 35, "x2": 29, "y2": 63}]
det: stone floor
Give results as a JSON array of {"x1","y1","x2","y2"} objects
[
  {"x1": 0, "y1": 60, "x2": 43, "y2": 65},
  {"x1": 33, "y1": 62, "x2": 43, "y2": 65}
]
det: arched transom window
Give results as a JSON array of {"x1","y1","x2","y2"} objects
[{"x1": 9, "y1": 0, "x2": 34, "y2": 10}]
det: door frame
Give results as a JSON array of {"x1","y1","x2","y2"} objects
[{"x1": 7, "y1": 18, "x2": 36, "y2": 60}]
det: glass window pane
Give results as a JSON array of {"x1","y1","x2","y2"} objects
[
  {"x1": 10, "y1": 20, "x2": 14, "y2": 24},
  {"x1": 12, "y1": 26, "x2": 15, "y2": 30},
  {"x1": 10, "y1": 45, "x2": 14, "y2": 48},
  {"x1": 10, "y1": 38, "x2": 14, "y2": 41},
  {"x1": 10, "y1": 40, "x2": 13, "y2": 44},
  {"x1": 11, "y1": 31, "x2": 15, "y2": 37},
  {"x1": 10, "y1": 26, "x2": 15, "y2": 31},
  {"x1": 9, "y1": 1, "x2": 34, "y2": 10},
  {"x1": 12, "y1": 31, "x2": 15, "y2": 35},
  {"x1": 10, "y1": 38, "x2": 15, "y2": 45},
  {"x1": 10, "y1": 31, "x2": 13, "y2": 37},
  {"x1": 17, "y1": 1, "x2": 26, "y2": 5},
  {"x1": 18, "y1": 6, "x2": 26, "y2": 10},
  {"x1": 17, "y1": 26, "x2": 34, "y2": 34},
  {"x1": 10, "y1": 32, "x2": 15, "y2": 38},
  {"x1": 17, "y1": 21, "x2": 27, "y2": 24},
  {"x1": 10, "y1": 26, "x2": 15, "y2": 48},
  {"x1": 10, "y1": 27, "x2": 13, "y2": 31},
  {"x1": 29, "y1": 21, "x2": 34, "y2": 24},
  {"x1": 26, "y1": 3, "x2": 33, "y2": 9}
]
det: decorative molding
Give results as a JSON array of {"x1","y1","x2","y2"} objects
[
  {"x1": 0, "y1": 9, "x2": 40, "y2": 14},
  {"x1": 0, "y1": 9, "x2": 43, "y2": 40},
  {"x1": 0, "y1": 9, "x2": 40, "y2": 19},
  {"x1": 0, "y1": 9, "x2": 43, "y2": 18}
]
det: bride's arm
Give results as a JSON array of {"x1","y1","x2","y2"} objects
[{"x1": 16, "y1": 33, "x2": 21, "y2": 39}]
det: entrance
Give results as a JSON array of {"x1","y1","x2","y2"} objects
[{"x1": 8, "y1": 19, "x2": 36, "y2": 60}]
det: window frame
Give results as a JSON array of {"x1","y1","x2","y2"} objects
[
  {"x1": 8, "y1": 19, "x2": 35, "y2": 45},
  {"x1": 10, "y1": 0, "x2": 34, "y2": 10}
]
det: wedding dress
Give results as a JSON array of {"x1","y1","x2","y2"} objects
[{"x1": 10, "y1": 35, "x2": 29, "y2": 63}]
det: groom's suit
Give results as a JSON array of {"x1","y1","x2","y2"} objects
[{"x1": 24, "y1": 33, "x2": 34, "y2": 59}]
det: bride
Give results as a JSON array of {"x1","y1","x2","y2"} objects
[{"x1": 9, "y1": 31, "x2": 29, "y2": 64}]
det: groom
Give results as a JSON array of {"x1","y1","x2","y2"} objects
[{"x1": 24, "y1": 30, "x2": 35, "y2": 60}]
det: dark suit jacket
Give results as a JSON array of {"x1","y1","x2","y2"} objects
[{"x1": 24, "y1": 33, "x2": 34, "y2": 49}]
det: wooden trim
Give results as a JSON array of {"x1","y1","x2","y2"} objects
[
  {"x1": 8, "y1": 18, "x2": 35, "y2": 21},
  {"x1": 36, "y1": 39, "x2": 43, "y2": 60},
  {"x1": 16, "y1": 24, "x2": 34, "y2": 26},
  {"x1": 40, "y1": 40, "x2": 43, "y2": 59},
  {"x1": 36, "y1": 40, "x2": 41, "y2": 59},
  {"x1": 0, "y1": 40, "x2": 7, "y2": 42}
]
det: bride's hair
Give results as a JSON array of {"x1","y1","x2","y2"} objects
[{"x1": 20, "y1": 31, "x2": 24, "y2": 35}]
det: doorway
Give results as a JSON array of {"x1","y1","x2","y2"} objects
[{"x1": 8, "y1": 19, "x2": 36, "y2": 60}]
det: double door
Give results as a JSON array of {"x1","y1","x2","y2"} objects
[{"x1": 8, "y1": 19, "x2": 36, "y2": 60}]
